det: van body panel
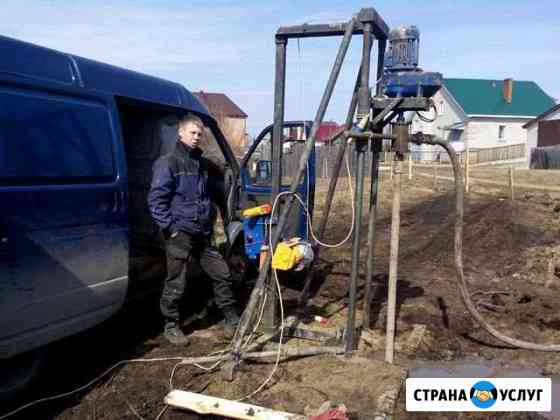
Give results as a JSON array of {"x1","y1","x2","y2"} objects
[
  {"x1": 0, "y1": 276, "x2": 127, "y2": 357},
  {"x1": 0, "y1": 35, "x2": 211, "y2": 119},
  {"x1": 0, "y1": 78, "x2": 129, "y2": 359}
]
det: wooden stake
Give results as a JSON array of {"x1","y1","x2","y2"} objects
[
  {"x1": 509, "y1": 166, "x2": 515, "y2": 200},
  {"x1": 465, "y1": 145, "x2": 470, "y2": 193},
  {"x1": 165, "y1": 390, "x2": 305, "y2": 420},
  {"x1": 408, "y1": 153, "x2": 412, "y2": 180},
  {"x1": 546, "y1": 250, "x2": 557, "y2": 289},
  {"x1": 385, "y1": 157, "x2": 403, "y2": 364},
  {"x1": 389, "y1": 153, "x2": 394, "y2": 180}
]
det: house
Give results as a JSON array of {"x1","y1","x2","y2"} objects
[
  {"x1": 315, "y1": 121, "x2": 342, "y2": 144},
  {"x1": 286, "y1": 121, "x2": 342, "y2": 144},
  {"x1": 193, "y1": 91, "x2": 248, "y2": 157},
  {"x1": 523, "y1": 104, "x2": 560, "y2": 150},
  {"x1": 411, "y1": 78, "x2": 555, "y2": 160}
]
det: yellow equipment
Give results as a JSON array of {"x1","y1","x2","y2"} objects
[
  {"x1": 242, "y1": 204, "x2": 272, "y2": 217},
  {"x1": 272, "y1": 238, "x2": 303, "y2": 271}
]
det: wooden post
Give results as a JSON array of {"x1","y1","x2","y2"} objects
[
  {"x1": 509, "y1": 166, "x2": 515, "y2": 200},
  {"x1": 408, "y1": 152, "x2": 412, "y2": 180},
  {"x1": 465, "y1": 145, "x2": 470, "y2": 193},
  {"x1": 546, "y1": 250, "x2": 557, "y2": 289},
  {"x1": 389, "y1": 153, "x2": 394, "y2": 180},
  {"x1": 433, "y1": 165, "x2": 438, "y2": 190},
  {"x1": 385, "y1": 156, "x2": 403, "y2": 364}
]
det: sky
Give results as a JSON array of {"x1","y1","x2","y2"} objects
[{"x1": 1, "y1": 0, "x2": 559, "y2": 135}]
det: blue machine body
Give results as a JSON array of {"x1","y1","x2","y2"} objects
[
  {"x1": 383, "y1": 25, "x2": 442, "y2": 99},
  {"x1": 239, "y1": 121, "x2": 315, "y2": 260},
  {"x1": 383, "y1": 71, "x2": 443, "y2": 98},
  {"x1": 242, "y1": 216, "x2": 268, "y2": 260}
]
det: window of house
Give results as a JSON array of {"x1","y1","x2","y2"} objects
[
  {"x1": 0, "y1": 90, "x2": 115, "y2": 185},
  {"x1": 439, "y1": 100, "x2": 445, "y2": 116},
  {"x1": 498, "y1": 125, "x2": 506, "y2": 141}
]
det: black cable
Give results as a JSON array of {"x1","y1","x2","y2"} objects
[{"x1": 418, "y1": 135, "x2": 560, "y2": 351}]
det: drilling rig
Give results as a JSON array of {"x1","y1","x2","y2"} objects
[{"x1": 227, "y1": 7, "x2": 442, "y2": 375}]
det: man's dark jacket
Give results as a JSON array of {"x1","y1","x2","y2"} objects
[{"x1": 148, "y1": 141, "x2": 223, "y2": 237}]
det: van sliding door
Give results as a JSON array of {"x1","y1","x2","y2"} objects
[{"x1": 0, "y1": 86, "x2": 127, "y2": 358}]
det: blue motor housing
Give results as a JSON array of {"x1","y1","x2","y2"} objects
[
  {"x1": 383, "y1": 71, "x2": 443, "y2": 98},
  {"x1": 383, "y1": 25, "x2": 442, "y2": 99}
]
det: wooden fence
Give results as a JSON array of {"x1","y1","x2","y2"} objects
[
  {"x1": 467, "y1": 143, "x2": 526, "y2": 165},
  {"x1": 279, "y1": 142, "x2": 527, "y2": 180}
]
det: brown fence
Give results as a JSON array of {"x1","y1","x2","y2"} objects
[
  {"x1": 467, "y1": 143, "x2": 526, "y2": 165},
  {"x1": 279, "y1": 142, "x2": 527, "y2": 179}
]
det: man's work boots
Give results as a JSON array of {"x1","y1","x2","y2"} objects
[
  {"x1": 222, "y1": 306, "x2": 240, "y2": 340},
  {"x1": 163, "y1": 321, "x2": 190, "y2": 346}
]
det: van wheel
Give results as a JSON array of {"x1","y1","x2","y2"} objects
[
  {"x1": 226, "y1": 238, "x2": 256, "y2": 291},
  {"x1": 0, "y1": 348, "x2": 47, "y2": 401}
]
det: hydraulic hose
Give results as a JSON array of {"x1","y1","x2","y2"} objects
[{"x1": 420, "y1": 136, "x2": 560, "y2": 351}]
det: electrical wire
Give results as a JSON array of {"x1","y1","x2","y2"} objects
[
  {"x1": 154, "y1": 405, "x2": 168, "y2": 420},
  {"x1": 169, "y1": 361, "x2": 183, "y2": 390},
  {"x1": 416, "y1": 99, "x2": 438, "y2": 123},
  {"x1": 241, "y1": 293, "x2": 268, "y2": 350},
  {"x1": 236, "y1": 196, "x2": 287, "y2": 402},
  {"x1": 236, "y1": 156, "x2": 356, "y2": 402},
  {"x1": 236, "y1": 268, "x2": 285, "y2": 402},
  {"x1": 312, "y1": 146, "x2": 355, "y2": 248},
  {"x1": 0, "y1": 348, "x2": 234, "y2": 420},
  {"x1": 272, "y1": 148, "x2": 354, "y2": 251},
  {"x1": 0, "y1": 357, "x2": 192, "y2": 420}
]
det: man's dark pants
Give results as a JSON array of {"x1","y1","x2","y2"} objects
[{"x1": 161, "y1": 231, "x2": 235, "y2": 322}]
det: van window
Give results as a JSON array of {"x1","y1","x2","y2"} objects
[{"x1": 0, "y1": 90, "x2": 115, "y2": 185}]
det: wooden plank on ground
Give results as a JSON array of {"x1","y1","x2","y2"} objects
[{"x1": 165, "y1": 390, "x2": 305, "y2": 420}]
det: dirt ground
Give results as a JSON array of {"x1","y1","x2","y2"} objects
[{"x1": 4, "y1": 168, "x2": 560, "y2": 420}]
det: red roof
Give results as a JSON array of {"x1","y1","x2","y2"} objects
[
  {"x1": 193, "y1": 91, "x2": 248, "y2": 118},
  {"x1": 316, "y1": 121, "x2": 341, "y2": 142}
]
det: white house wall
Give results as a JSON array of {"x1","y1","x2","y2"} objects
[
  {"x1": 410, "y1": 87, "x2": 466, "y2": 159},
  {"x1": 527, "y1": 124, "x2": 538, "y2": 155},
  {"x1": 543, "y1": 108, "x2": 560, "y2": 122},
  {"x1": 467, "y1": 117, "x2": 531, "y2": 149},
  {"x1": 411, "y1": 88, "x2": 465, "y2": 139}
]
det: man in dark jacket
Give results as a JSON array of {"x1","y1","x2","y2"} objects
[{"x1": 148, "y1": 114, "x2": 239, "y2": 345}]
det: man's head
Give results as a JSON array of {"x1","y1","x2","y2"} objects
[{"x1": 178, "y1": 114, "x2": 204, "y2": 149}]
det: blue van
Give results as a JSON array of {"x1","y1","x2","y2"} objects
[
  {"x1": 0, "y1": 34, "x2": 246, "y2": 396},
  {"x1": 0, "y1": 35, "x2": 315, "y2": 397}
]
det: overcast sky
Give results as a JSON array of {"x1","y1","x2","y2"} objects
[{"x1": 2, "y1": 0, "x2": 558, "y2": 134}]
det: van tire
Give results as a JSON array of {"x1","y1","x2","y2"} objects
[
  {"x1": 226, "y1": 238, "x2": 256, "y2": 291},
  {"x1": 0, "y1": 347, "x2": 47, "y2": 401}
]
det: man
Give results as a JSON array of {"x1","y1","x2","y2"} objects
[{"x1": 148, "y1": 114, "x2": 240, "y2": 345}]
